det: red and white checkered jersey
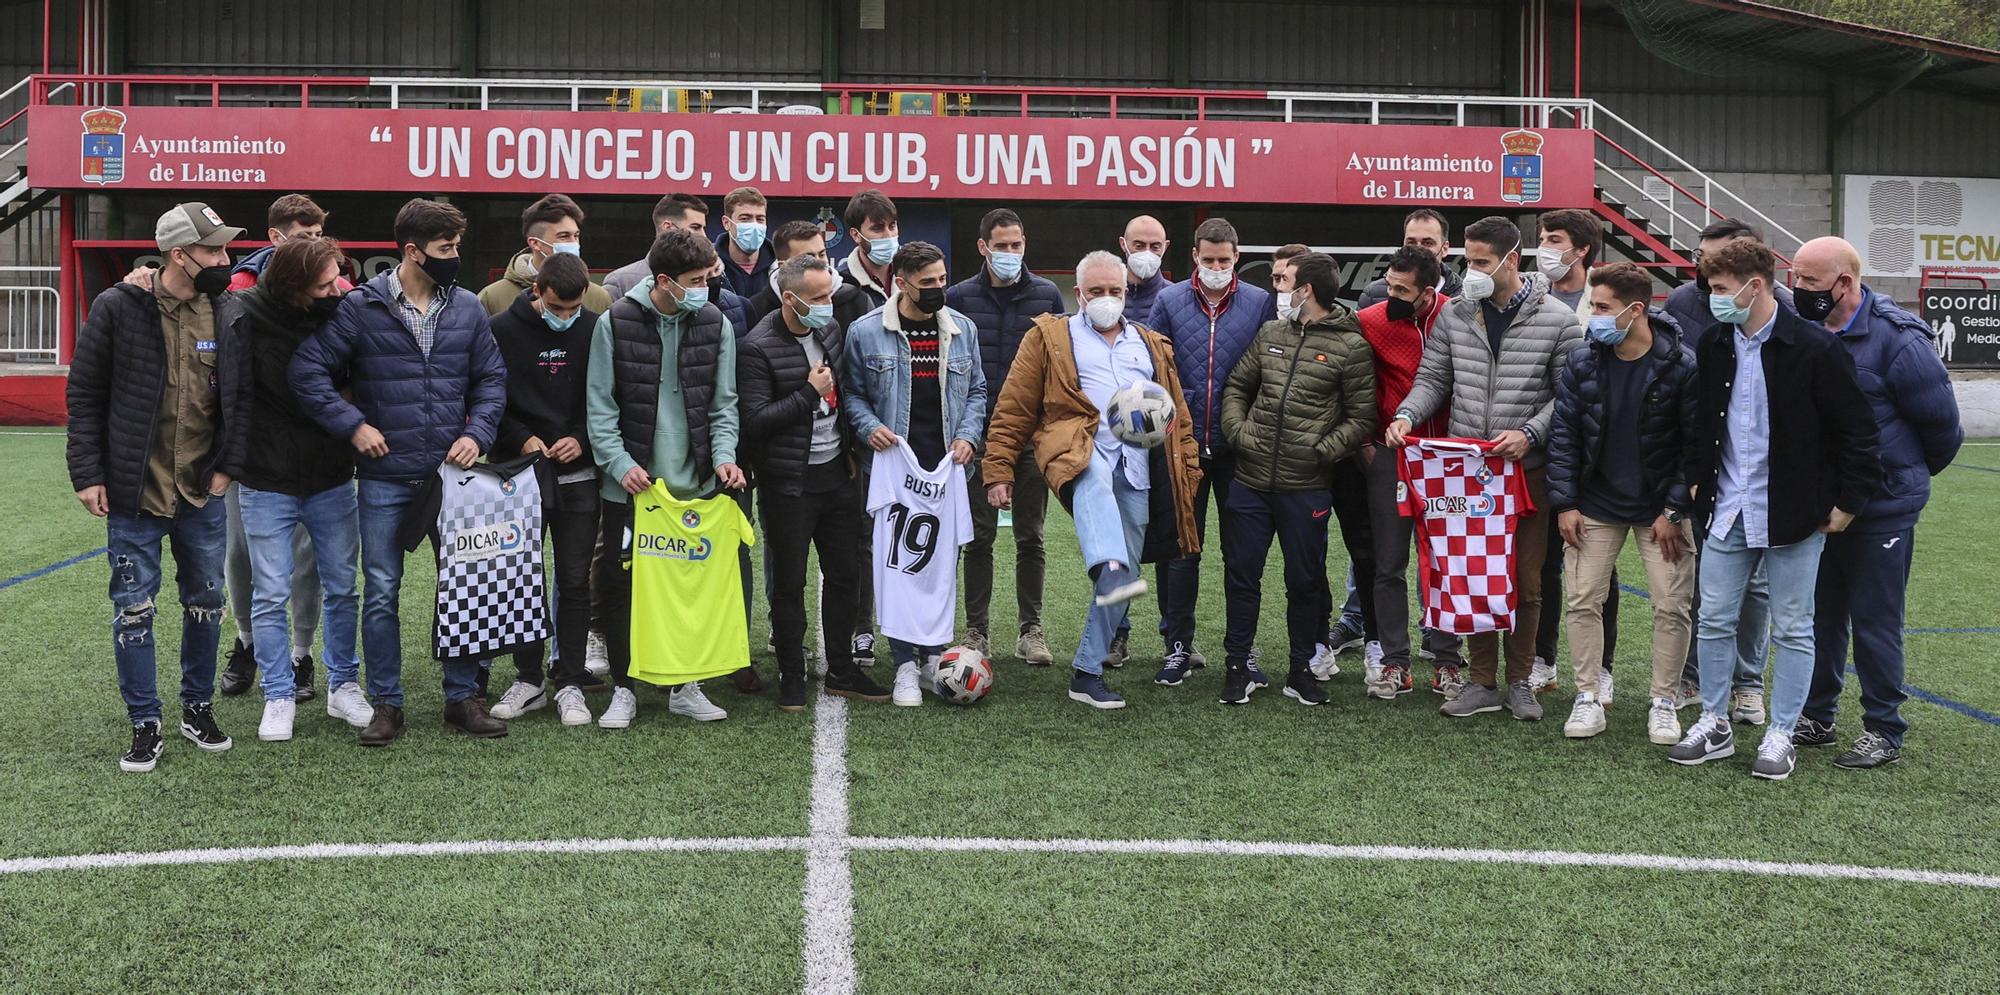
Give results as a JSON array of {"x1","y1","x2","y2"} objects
[{"x1": 1396, "y1": 437, "x2": 1537, "y2": 635}]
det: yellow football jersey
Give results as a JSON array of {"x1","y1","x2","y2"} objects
[{"x1": 627, "y1": 482, "x2": 756, "y2": 687}]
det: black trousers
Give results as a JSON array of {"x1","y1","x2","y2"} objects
[
  {"x1": 1326, "y1": 456, "x2": 1379, "y2": 642},
  {"x1": 1157, "y1": 449, "x2": 1236, "y2": 652},
  {"x1": 1538, "y1": 521, "x2": 1620, "y2": 671},
  {"x1": 1220, "y1": 484, "x2": 1330, "y2": 669},
  {"x1": 510, "y1": 479, "x2": 601, "y2": 689},
  {"x1": 594, "y1": 502, "x2": 640, "y2": 689},
  {"x1": 762, "y1": 461, "x2": 863, "y2": 680}
]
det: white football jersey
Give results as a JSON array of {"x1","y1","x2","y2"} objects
[{"x1": 867, "y1": 440, "x2": 974, "y2": 647}]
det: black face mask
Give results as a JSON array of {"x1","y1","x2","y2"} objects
[
  {"x1": 1385, "y1": 296, "x2": 1417, "y2": 323},
  {"x1": 307, "y1": 295, "x2": 343, "y2": 322},
  {"x1": 906, "y1": 284, "x2": 945, "y2": 316},
  {"x1": 417, "y1": 250, "x2": 461, "y2": 289},
  {"x1": 1793, "y1": 283, "x2": 1844, "y2": 322},
  {"x1": 183, "y1": 257, "x2": 232, "y2": 296}
]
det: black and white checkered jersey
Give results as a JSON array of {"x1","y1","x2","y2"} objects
[{"x1": 397, "y1": 453, "x2": 554, "y2": 662}]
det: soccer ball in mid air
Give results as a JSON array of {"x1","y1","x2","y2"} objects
[
  {"x1": 933, "y1": 645, "x2": 994, "y2": 705},
  {"x1": 1106, "y1": 379, "x2": 1176, "y2": 449}
]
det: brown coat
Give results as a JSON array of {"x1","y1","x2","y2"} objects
[{"x1": 981, "y1": 312, "x2": 1203, "y2": 556}]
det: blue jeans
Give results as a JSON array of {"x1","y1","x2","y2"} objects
[
  {"x1": 1696, "y1": 519, "x2": 1825, "y2": 735},
  {"x1": 1682, "y1": 558, "x2": 1770, "y2": 692},
  {"x1": 358, "y1": 477, "x2": 481, "y2": 708},
  {"x1": 106, "y1": 501, "x2": 227, "y2": 724},
  {"x1": 238, "y1": 483, "x2": 361, "y2": 701},
  {"x1": 1068, "y1": 451, "x2": 1149, "y2": 675}
]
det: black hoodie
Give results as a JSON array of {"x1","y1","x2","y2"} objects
[
  {"x1": 490, "y1": 287, "x2": 597, "y2": 476},
  {"x1": 222, "y1": 284, "x2": 354, "y2": 496}
]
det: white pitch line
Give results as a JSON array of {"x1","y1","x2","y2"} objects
[
  {"x1": 801, "y1": 685, "x2": 858, "y2": 995},
  {"x1": 851, "y1": 835, "x2": 2000, "y2": 890},
  {"x1": 4, "y1": 831, "x2": 1995, "y2": 890},
  {"x1": 0, "y1": 834, "x2": 808, "y2": 876}
]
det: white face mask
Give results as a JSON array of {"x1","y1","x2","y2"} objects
[
  {"x1": 1275, "y1": 290, "x2": 1293, "y2": 311},
  {"x1": 1198, "y1": 266, "x2": 1234, "y2": 292},
  {"x1": 1083, "y1": 294, "x2": 1125, "y2": 330},
  {"x1": 1460, "y1": 268, "x2": 1496, "y2": 302},
  {"x1": 1537, "y1": 247, "x2": 1576, "y2": 281},
  {"x1": 1126, "y1": 251, "x2": 1161, "y2": 280}
]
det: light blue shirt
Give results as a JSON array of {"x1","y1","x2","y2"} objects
[
  {"x1": 1711, "y1": 310, "x2": 1774, "y2": 547},
  {"x1": 1069, "y1": 312, "x2": 1153, "y2": 491}
]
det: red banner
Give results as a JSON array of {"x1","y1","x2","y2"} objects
[{"x1": 32, "y1": 105, "x2": 1594, "y2": 208}]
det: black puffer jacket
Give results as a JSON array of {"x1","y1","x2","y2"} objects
[
  {"x1": 945, "y1": 270, "x2": 1065, "y2": 402},
  {"x1": 1547, "y1": 308, "x2": 1698, "y2": 517},
  {"x1": 220, "y1": 286, "x2": 354, "y2": 496},
  {"x1": 67, "y1": 281, "x2": 245, "y2": 515},
  {"x1": 737, "y1": 308, "x2": 851, "y2": 496}
]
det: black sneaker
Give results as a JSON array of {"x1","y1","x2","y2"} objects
[
  {"x1": 1328, "y1": 618, "x2": 1366, "y2": 655},
  {"x1": 777, "y1": 673, "x2": 808, "y2": 713},
  {"x1": 1833, "y1": 730, "x2": 1902, "y2": 770},
  {"x1": 851, "y1": 632, "x2": 877, "y2": 667},
  {"x1": 1244, "y1": 652, "x2": 1271, "y2": 692},
  {"x1": 1283, "y1": 669, "x2": 1329, "y2": 707},
  {"x1": 120, "y1": 720, "x2": 164, "y2": 773},
  {"x1": 1154, "y1": 643, "x2": 1193, "y2": 687},
  {"x1": 219, "y1": 639, "x2": 256, "y2": 696},
  {"x1": 292, "y1": 654, "x2": 318, "y2": 702},
  {"x1": 1792, "y1": 716, "x2": 1838, "y2": 748},
  {"x1": 826, "y1": 666, "x2": 891, "y2": 703},
  {"x1": 1219, "y1": 662, "x2": 1255, "y2": 706},
  {"x1": 180, "y1": 702, "x2": 233, "y2": 753}
]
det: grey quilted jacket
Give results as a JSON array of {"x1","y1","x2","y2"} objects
[{"x1": 1395, "y1": 271, "x2": 1584, "y2": 469}]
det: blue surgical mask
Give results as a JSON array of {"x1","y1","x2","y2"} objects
[
  {"x1": 731, "y1": 222, "x2": 766, "y2": 254},
  {"x1": 789, "y1": 292, "x2": 834, "y2": 329},
  {"x1": 542, "y1": 306, "x2": 579, "y2": 332},
  {"x1": 1586, "y1": 308, "x2": 1631, "y2": 346},
  {"x1": 988, "y1": 251, "x2": 1023, "y2": 282},
  {"x1": 1710, "y1": 284, "x2": 1754, "y2": 325},
  {"x1": 550, "y1": 241, "x2": 582, "y2": 257},
  {"x1": 670, "y1": 282, "x2": 708, "y2": 314},
  {"x1": 864, "y1": 234, "x2": 899, "y2": 266}
]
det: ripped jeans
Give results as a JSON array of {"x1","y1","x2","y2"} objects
[{"x1": 106, "y1": 501, "x2": 227, "y2": 724}]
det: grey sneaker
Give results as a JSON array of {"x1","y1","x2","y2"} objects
[
  {"x1": 961, "y1": 628, "x2": 991, "y2": 656},
  {"x1": 1668, "y1": 713, "x2": 1735, "y2": 766},
  {"x1": 1832, "y1": 730, "x2": 1902, "y2": 770},
  {"x1": 1751, "y1": 730, "x2": 1797, "y2": 780},
  {"x1": 1504, "y1": 680, "x2": 1543, "y2": 722},
  {"x1": 1015, "y1": 625, "x2": 1055, "y2": 667},
  {"x1": 1440, "y1": 683, "x2": 1505, "y2": 718}
]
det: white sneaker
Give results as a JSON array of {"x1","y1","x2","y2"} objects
[
  {"x1": 489, "y1": 681, "x2": 547, "y2": 720},
  {"x1": 258, "y1": 698, "x2": 296, "y2": 742},
  {"x1": 1563, "y1": 693, "x2": 1606, "y2": 739},
  {"x1": 1307, "y1": 643, "x2": 1340, "y2": 681},
  {"x1": 669, "y1": 682, "x2": 728, "y2": 722},
  {"x1": 1647, "y1": 697, "x2": 1682, "y2": 745},
  {"x1": 584, "y1": 630, "x2": 610, "y2": 677},
  {"x1": 598, "y1": 687, "x2": 637, "y2": 729},
  {"x1": 1597, "y1": 670, "x2": 1614, "y2": 707},
  {"x1": 326, "y1": 681, "x2": 371, "y2": 729},
  {"x1": 554, "y1": 685, "x2": 591, "y2": 726},
  {"x1": 893, "y1": 661, "x2": 923, "y2": 707},
  {"x1": 1731, "y1": 688, "x2": 1767, "y2": 726},
  {"x1": 1362, "y1": 640, "x2": 1385, "y2": 687},
  {"x1": 1529, "y1": 657, "x2": 1559, "y2": 693}
]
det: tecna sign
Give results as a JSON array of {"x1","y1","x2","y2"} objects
[
  {"x1": 29, "y1": 105, "x2": 1595, "y2": 208},
  {"x1": 1844, "y1": 174, "x2": 2000, "y2": 279}
]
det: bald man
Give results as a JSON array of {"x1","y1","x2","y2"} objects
[
  {"x1": 1790, "y1": 236, "x2": 1961, "y2": 770},
  {"x1": 1120, "y1": 215, "x2": 1172, "y2": 324}
]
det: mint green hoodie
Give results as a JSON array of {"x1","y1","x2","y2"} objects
[{"x1": 586, "y1": 278, "x2": 738, "y2": 503}]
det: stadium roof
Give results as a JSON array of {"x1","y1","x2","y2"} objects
[{"x1": 1607, "y1": 0, "x2": 2000, "y2": 101}]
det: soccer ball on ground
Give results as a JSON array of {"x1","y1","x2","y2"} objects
[
  {"x1": 1106, "y1": 379, "x2": 1176, "y2": 449},
  {"x1": 933, "y1": 645, "x2": 995, "y2": 705}
]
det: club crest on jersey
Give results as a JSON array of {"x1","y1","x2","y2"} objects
[
  {"x1": 636, "y1": 533, "x2": 713, "y2": 562},
  {"x1": 682, "y1": 509, "x2": 702, "y2": 528},
  {"x1": 499, "y1": 477, "x2": 517, "y2": 496},
  {"x1": 1424, "y1": 494, "x2": 1496, "y2": 518},
  {"x1": 1474, "y1": 463, "x2": 1495, "y2": 486},
  {"x1": 452, "y1": 521, "x2": 525, "y2": 563}
]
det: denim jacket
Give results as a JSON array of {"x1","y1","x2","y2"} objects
[{"x1": 841, "y1": 297, "x2": 988, "y2": 456}]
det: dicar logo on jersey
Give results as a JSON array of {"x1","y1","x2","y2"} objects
[
  {"x1": 450, "y1": 520, "x2": 526, "y2": 563},
  {"x1": 1423, "y1": 494, "x2": 1495, "y2": 518},
  {"x1": 636, "y1": 533, "x2": 714, "y2": 562}
]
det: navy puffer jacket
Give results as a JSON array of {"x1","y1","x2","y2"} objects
[
  {"x1": 1147, "y1": 277, "x2": 1274, "y2": 452},
  {"x1": 1547, "y1": 308, "x2": 1699, "y2": 516},
  {"x1": 946, "y1": 270, "x2": 1065, "y2": 402},
  {"x1": 288, "y1": 270, "x2": 508, "y2": 482},
  {"x1": 1830, "y1": 287, "x2": 1962, "y2": 531}
]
